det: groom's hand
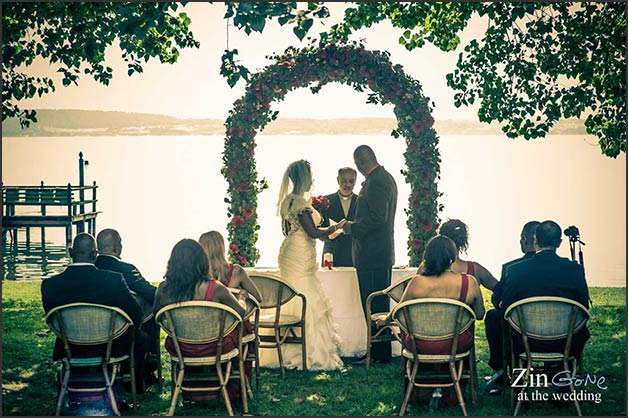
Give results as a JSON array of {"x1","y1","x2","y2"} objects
[{"x1": 343, "y1": 221, "x2": 353, "y2": 235}]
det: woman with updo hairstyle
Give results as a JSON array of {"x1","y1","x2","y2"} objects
[
  {"x1": 379, "y1": 235, "x2": 485, "y2": 409},
  {"x1": 397, "y1": 235, "x2": 485, "y2": 353},
  {"x1": 439, "y1": 218, "x2": 498, "y2": 290}
]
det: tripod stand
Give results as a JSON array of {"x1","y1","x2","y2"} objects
[{"x1": 568, "y1": 235, "x2": 585, "y2": 268}]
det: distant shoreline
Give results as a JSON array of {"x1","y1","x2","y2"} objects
[{"x1": 2, "y1": 109, "x2": 589, "y2": 137}]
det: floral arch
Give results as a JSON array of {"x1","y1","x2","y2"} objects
[{"x1": 222, "y1": 43, "x2": 441, "y2": 267}]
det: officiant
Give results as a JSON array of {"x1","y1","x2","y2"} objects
[{"x1": 319, "y1": 167, "x2": 358, "y2": 267}]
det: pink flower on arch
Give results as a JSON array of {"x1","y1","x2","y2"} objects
[{"x1": 231, "y1": 215, "x2": 245, "y2": 228}]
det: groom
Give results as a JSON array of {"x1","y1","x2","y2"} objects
[{"x1": 343, "y1": 145, "x2": 397, "y2": 364}]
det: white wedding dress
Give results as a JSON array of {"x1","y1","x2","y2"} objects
[{"x1": 276, "y1": 193, "x2": 344, "y2": 370}]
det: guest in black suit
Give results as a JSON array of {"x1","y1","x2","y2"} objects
[
  {"x1": 41, "y1": 233, "x2": 147, "y2": 388},
  {"x1": 319, "y1": 167, "x2": 358, "y2": 267},
  {"x1": 501, "y1": 220, "x2": 590, "y2": 358},
  {"x1": 484, "y1": 220, "x2": 539, "y2": 373},
  {"x1": 95, "y1": 228, "x2": 159, "y2": 386},
  {"x1": 343, "y1": 145, "x2": 398, "y2": 364}
]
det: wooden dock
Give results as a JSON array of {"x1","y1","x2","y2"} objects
[{"x1": 2, "y1": 152, "x2": 101, "y2": 250}]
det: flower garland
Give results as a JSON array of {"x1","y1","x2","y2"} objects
[{"x1": 223, "y1": 42, "x2": 441, "y2": 267}]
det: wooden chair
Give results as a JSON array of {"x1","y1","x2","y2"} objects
[
  {"x1": 249, "y1": 272, "x2": 307, "y2": 377},
  {"x1": 130, "y1": 291, "x2": 162, "y2": 391},
  {"x1": 228, "y1": 288, "x2": 261, "y2": 396},
  {"x1": 45, "y1": 303, "x2": 137, "y2": 416},
  {"x1": 155, "y1": 301, "x2": 246, "y2": 416},
  {"x1": 504, "y1": 296, "x2": 590, "y2": 416},
  {"x1": 392, "y1": 298, "x2": 478, "y2": 416},
  {"x1": 365, "y1": 274, "x2": 414, "y2": 368}
]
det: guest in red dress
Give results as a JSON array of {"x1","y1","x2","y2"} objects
[
  {"x1": 439, "y1": 219, "x2": 499, "y2": 290},
  {"x1": 380, "y1": 235, "x2": 485, "y2": 408},
  {"x1": 153, "y1": 239, "x2": 248, "y2": 403}
]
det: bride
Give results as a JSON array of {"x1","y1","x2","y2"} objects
[{"x1": 276, "y1": 159, "x2": 346, "y2": 370}]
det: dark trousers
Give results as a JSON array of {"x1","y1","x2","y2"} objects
[
  {"x1": 357, "y1": 267, "x2": 392, "y2": 363},
  {"x1": 485, "y1": 308, "x2": 508, "y2": 372}
]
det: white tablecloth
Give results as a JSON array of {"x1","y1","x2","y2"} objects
[{"x1": 246, "y1": 266, "x2": 417, "y2": 363}]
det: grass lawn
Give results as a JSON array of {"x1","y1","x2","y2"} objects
[{"x1": 2, "y1": 281, "x2": 625, "y2": 416}]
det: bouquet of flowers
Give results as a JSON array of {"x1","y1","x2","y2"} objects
[{"x1": 311, "y1": 195, "x2": 330, "y2": 211}]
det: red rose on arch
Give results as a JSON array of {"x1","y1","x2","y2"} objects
[
  {"x1": 226, "y1": 167, "x2": 236, "y2": 179},
  {"x1": 229, "y1": 243, "x2": 240, "y2": 253},
  {"x1": 420, "y1": 220, "x2": 433, "y2": 232},
  {"x1": 410, "y1": 198, "x2": 419, "y2": 210},
  {"x1": 231, "y1": 215, "x2": 245, "y2": 228},
  {"x1": 236, "y1": 254, "x2": 247, "y2": 265},
  {"x1": 411, "y1": 238, "x2": 423, "y2": 251},
  {"x1": 237, "y1": 182, "x2": 250, "y2": 192},
  {"x1": 242, "y1": 207, "x2": 254, "y2": 218},
  {"x1": 422, "y1": 170, "x2": 432, "y2": 181}
]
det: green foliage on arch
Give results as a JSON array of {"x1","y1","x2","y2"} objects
[{"x1": 223, "y1": 43, "x2": 442, "y2": 267}]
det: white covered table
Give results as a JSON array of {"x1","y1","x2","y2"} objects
[{"x1": 246, "y1": 266, "x2": 417, "y2": 365}]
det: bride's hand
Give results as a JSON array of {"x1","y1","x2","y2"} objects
[{"x1": 336, "y1": 219, "x2": 347, "y2": 229}]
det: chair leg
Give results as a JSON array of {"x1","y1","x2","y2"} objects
[
  {"x1": 513, "y1": 359, "x2": 530, "y2": 417},
  {"x1": 239, "y1": 358, "x2": 249, "y2": 414},
  {"x1": 451, "y1": 360, "x2": 468, "y2": 416},
  {"x1": 366, "y1": 323, "x2": 372, "y2": 369},
  {"x1": 301, "y1": 325, "x2": 307, "y2": 372},
  {"x1": 399, "y1": 360, "x2": 417, "y2": 416},
  {"x1": 102, "y1": 364, "x2": 120, "y2": 416},
  {"x1": 275, "y1": 327, "x2": 286, "y2": 378},
  {"x1": 56, "y1": 365, "x2": 70, "y2": 416},
  {"x1": 566, "y1": 359, "x2": 583, "y2": 416},
  {"x1": 254, "y1": 337, "x2": 261, "y2": 391},
  {"x1": 168, "y1": 366, "x2": 184, "y2": 416},
  {"x1": 216, "y1": 364, "x2": 234, "y2": 416}
]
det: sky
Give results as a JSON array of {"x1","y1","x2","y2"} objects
[{"x1": 17, "y1": 2, "x2": 485, "y2": 120}]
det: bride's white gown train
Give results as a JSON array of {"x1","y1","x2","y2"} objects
[{"x1": 273, "y1": 193, "x2": 343, "y2": 370}]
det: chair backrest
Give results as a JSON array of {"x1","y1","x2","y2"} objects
[
  {"x1": 392, "y1": 298, "x2": 476, "y2": 340},
  {"x1": 155, "y1": 301, "x2": 242, "y2": 345},
  {"x1": 45, "y1": 303, "x2": 133, "y2": 346},
  {"x1": 504, "y1": 296, "x2": 590, "y2": 340},
  {"x1": 249, "y1": 273, "x2": 299, "y2": 309},
  {"x1": 228, "y1": 288, "x2": 261, "y2": 321},
  {"x1": 383, "y1": 274, "x2": 416, "y2": 303}
]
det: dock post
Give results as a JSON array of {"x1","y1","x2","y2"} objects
[
  {"x1": 26, "y1": 226, "x2": 31, "y2": 251},
  {"x1": 66, "y1": 183, "x2": 73, "y2": 252},
  {"x1": 40, "y1": 180, "x2": 46, "y2": 248},
  {"x1": 91, "y1": 181, "x2": 97, "y2": 234},
  {"x1": 79, "y1": 152, "x2": 85, "y2": 215}
]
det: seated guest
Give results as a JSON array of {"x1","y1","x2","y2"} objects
[
  {"x1": 41, "y1": 233, "x2": 148, "y2": 390},
  {"x1": 95, "y1": 228, "x2": 159, "y2": 388},
  {"x1": 485, "y1": 221, "x2": 539, "y2": 375},
  {"x1": 378, "y1": 235, "x2": 484, "y2": 408},
  {"x1": 318, "y1": 167, "x2": 358, "y2": 267},
  {"x1": 153, "y1": 239, "x2": 248, "y2": 403},
  {"x1": 198, "y1": 230, "x2": 262, "y2": 303},
  {"x1": 439, "y1": 219, "x2": 498, "y2": 290},
  {"x1": 502, "y1": 220, "x2": 590, "y2": 357}
]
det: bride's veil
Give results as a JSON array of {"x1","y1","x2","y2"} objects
[{"x1": 276, "y1": 160, "x2": 312, "y2": 216}]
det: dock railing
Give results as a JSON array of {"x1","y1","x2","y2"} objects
[{"x1": 2, "y1": 181, "x2": 100, "y2": 249}]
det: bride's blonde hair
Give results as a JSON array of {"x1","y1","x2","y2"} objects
[{"x1": 277, "y1": 160, "x2": 313, "y2": 215}]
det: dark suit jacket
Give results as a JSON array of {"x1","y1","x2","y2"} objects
[
  {"x1": 41, "y1": 264, "x2": 143, "y2": 360},
  {"x1": 491, "y1": 251, "x2": 535, "y2": 309},
  {"x1": 351, "y1": 165, "x2": 398, "y2": 270},
  {"x1": 319, "y1": 192, "x2": 357, "y2": 267},
  {"x1": 95, "y1": 254, "x2": 156, "y2": 303},
  {"x1": 501, "y1": 250, "x2": 590, "y2": 354}
]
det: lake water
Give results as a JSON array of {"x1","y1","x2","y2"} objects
[{"x1": 2, "y1": 134, "x2": 625, "y2": 287}]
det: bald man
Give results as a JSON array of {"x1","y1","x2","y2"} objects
[
  {"x1": 95, "y1": 229, "x2": 156, "y2": 303},
  {"x1": 343, "y1": 145, "x2": 398, "y2": 364}
]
